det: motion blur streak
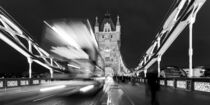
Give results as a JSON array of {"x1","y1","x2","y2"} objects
[
  {"x1": 43, "y1": 20, "x2": 98, "y2": 61},
  {"x1": 93, "y1": 77, "x2": 106, "y2": 80},
  {"x1": 42, "y1": 19, "x2": 104, "y2": 78},
  {"x1": 44, "y1": 21, "x2": 81, "y2": 50},
  {"x1": 40, "y1": 85, "x2": 66, "y2": 92},
  {"x1": 79, "y1": 85, "x2": 94, "y2": 92},
  {"x1": 67, "y1": 64, "x2": 80, "y2": 69},
  {"x1": 86, "y1": 19, "x2": 98, "y2": 48}
]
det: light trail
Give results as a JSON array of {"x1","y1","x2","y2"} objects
[
  {"x1": 79, "y1": 85, "x2": 94, "y2": 92},
  {"x1": 40, "y1": 85, "x2": 66, "y2": 92}
]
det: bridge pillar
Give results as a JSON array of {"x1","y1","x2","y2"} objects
[
  {"x1": 157, "y1": 36, "x2": 161, "y2": 77},
  {"x1": 28, "y1": 40, "x2": 32, "y2": 78},
  {"x1": 49, "y1": 58, "x2": 54, "y2": 78},
  {"x1": 50, "y1": 69, "x2": 53, "y2": 78},
  {"x1": 188, "y1": 14, "x2": 196, "y2": 78},
  {"x1": 157, "y1": 55, "x2": 162, "y2": 77},
  {"x1": 144, "y1": 68, "x2": 147, "y2": 78},
  {"x1": 27, "y1": 58, "x2": 32, "y2": 78}
]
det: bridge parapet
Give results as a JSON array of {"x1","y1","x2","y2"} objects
[
  {"x1": 0, "y1": 78, "x2": 52, "y2": 89},
  {"x1": 141, "y1": 77, "x2": 210, "y2": 93},
  {"x1": 115, "y1": 76, "x2": 210, "y2": 94}
]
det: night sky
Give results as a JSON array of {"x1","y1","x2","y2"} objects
[{"x1": 0, "y1": 0, "x2": 210, "y2": 73}]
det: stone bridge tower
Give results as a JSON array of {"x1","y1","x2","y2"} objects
[{"x1": 94, "y1": 13, "x2": 121, "y2": 76}]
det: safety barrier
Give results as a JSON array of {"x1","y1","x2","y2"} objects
[
  {"x1": 0, "y1": 78, "x2": 52, "y2": 88},
  {"x1": 114, "y1": 76, "x2": 210, "y2": 94},
  {"x1": 137, "y1": 77, "x2": 210, "y2": 93}
]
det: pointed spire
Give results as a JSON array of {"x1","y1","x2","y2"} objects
[
  {"x1": 95, "y1": 16, "x2": 99, "y2": 26},
  {"x1": 116, "y1": 15, "x2": 120, "y2": 26},
  {"x1": 94, "y1": 16, "x2": 99, "y2": 33},
  {"x1": 116, "y1": 15, "x2": 121, "y2": 32}
]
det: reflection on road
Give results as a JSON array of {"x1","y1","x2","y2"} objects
[{"x1": 103, "y1": 76, "x2": 133, "y2": 105}]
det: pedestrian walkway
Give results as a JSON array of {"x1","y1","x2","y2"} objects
[
  {"x1": 119, "y1": 82, "x2": 210, "y2": 105},
  {"x1": 98, "y1": 76, "x2": 210, "y2": 105}
]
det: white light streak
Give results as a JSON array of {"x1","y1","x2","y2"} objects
[
  {"x1": 79, "y1": 85, "x2": 94, "y2": 92},
  {"x1": 40, "y1": 85, "x2": 66, "y2": 92},
  {"x1": 50, "y1": 46, "x2": 89, "y2": 59},
  {"x1": 67, "y1": 64, "x2": 80, "y2": 69},
  {"x1": 93, "y1": 77, "x2": 105, "y2": 80},
  {"x1": 44, "y1": 21, "x2": 81, "y2": 50}
]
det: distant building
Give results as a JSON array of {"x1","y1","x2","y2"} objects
[
  {"x1": 160, "y1": 66, "x2": 187, "y2": 78},
  {"x1": 183, "y1": 66, "x2": 205, "y2": 77}
]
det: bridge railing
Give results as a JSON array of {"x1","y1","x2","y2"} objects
[
  {"x1": 114, "y1": 76, "x2": 210, "y2": 94},
  {"x1": 0, "y1": 78, "x2": 52, "y2": 89},
  {"x1": 158, "y1": 78, "x2": 210, "y2": 93},
  {"x1": 137, "y1": 77, "x2": 210, "y2": 93}
]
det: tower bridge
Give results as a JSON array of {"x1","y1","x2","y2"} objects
[
  {"x1": 94, "y1": 13, "x2": 129, "y2": 76},
  {"x1": 1, "y1": 0, "x2": 210, "y2": 105}
]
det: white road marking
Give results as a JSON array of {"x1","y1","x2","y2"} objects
[
  {"x1": 119, "y1": 85, "x2": 135, "y2": 105},
  {"x1": 33, "y1": 94, "x2": 56, "y2": 102}
]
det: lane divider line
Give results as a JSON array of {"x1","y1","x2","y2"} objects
[
  {"x1": 119, "y1": 85, "x2": 135, "y2": 105},
  {"x1": 33, "y1": 94, "x2": 56, "y2": 102}
]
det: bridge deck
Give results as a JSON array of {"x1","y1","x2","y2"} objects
[
  {"x1": 1, "y1": 80, "x2": 210, "y2": 105},
  {"x1": 112, "y1": 81, "x2": 210, "y2": 105}
]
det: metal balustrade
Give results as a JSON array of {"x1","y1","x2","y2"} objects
[
  {"x1": 0, "y1": 78, "x2": 52, "y2": 88},
  {"x1": 152, "y1": 78, "x2": 210, "y2": 93},
  {"x1": 114, "y1": 76, "x2": 210, "y2": 94}
]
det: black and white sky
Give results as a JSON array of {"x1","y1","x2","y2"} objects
[{"x1": 0, "y1": 0, "x2": 210, "y2": 73}]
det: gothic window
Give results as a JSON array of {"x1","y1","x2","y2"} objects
[{"x1": 104, "y1": 23, "x2": 112, "y2": 32}]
